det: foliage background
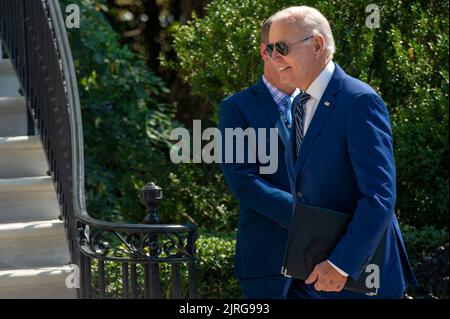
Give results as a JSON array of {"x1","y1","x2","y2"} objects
[{"x1": 62, "y1": 0, "x2": 448, "y2": 298}]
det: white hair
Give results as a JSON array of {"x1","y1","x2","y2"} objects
[{"x1": 271, "y1": 6, "x2": 335, "y2": 58}]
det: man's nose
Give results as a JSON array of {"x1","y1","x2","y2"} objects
[{"x1": 271, "y1": 48, "x2": 282, "y2": 60}]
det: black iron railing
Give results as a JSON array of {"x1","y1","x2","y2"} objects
[{"x1": 0, "y1": 0, "x2": 197, "y2": 299}]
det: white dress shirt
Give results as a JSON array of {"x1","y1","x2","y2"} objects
[
  {"x1": 302, "y1": 60, "x2": 335, "y2": 135},
  {"x1": 301, "y1": 61, "x2": 349, "y2": 278}
]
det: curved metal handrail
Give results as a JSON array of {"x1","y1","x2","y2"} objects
[
  {"x1": 0, "y1": 0, "x2": 198, "y2": 299},
  {"x1": 46, "y1": 1, "x2": 198, "y2": 298}
]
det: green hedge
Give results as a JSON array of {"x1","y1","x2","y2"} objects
[
  {"x1": 401, "y1": 225, "x2": 448, "y2": 266},
  {"x1": 166, "y1": 0, "x2": 449, "y2": 228}
]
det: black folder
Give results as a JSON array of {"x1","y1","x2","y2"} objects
[{"x1": 281, "y1": 202, "x2": 386, "y2": 295}]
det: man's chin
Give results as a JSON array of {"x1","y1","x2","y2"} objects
[{"x1": 279, "y1": 75, "x2": 295, "y2": 87}]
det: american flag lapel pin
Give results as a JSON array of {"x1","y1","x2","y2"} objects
[{"x1": 324, "y1": 101, "x2": 331, "y2": 107}]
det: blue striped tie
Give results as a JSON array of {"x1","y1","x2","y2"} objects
[
  {"x1": 280, "y1": 96, "x2": 292, "y2": 128},
  {"x1": 293, "y1": 91, "x2": 311, "y2": 158}
]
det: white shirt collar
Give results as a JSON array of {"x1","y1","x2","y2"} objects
[
  {"x1": 290, "y1": 88, "x2": 301, "y2": 100},
  {"x1": 306, "y1": 61, "x2": 335, "y2": 101}
]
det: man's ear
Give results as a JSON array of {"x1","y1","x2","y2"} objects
[
  {"x1": 259, "y1": 43, "x2": 268, "y2": 60},
  {"x1": 313, "y1": 34, "x2": 325, "y2": 56}
]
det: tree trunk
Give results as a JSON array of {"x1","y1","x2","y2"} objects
[{"x1": 144, "y1": 0, "x2": 161, "y2": 72}]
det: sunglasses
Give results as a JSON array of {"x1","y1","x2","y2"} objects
[{"x1": 266, "y1": 35, "x2": 314, "y2": 57}]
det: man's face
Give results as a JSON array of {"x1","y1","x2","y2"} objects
[
  {"x1": 269, "y1": 20, "x2": 316, "y2": 90},
  {"x1": 259, "y1": 42, "x2": 295, "y2": 94}
]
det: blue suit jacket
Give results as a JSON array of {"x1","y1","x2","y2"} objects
[
  {"x1": 218, "y1": 78, "x2": 294, "y2": 297},
  {"x1": 284, "y1": 63, "x2": 417, "y2": 298}
]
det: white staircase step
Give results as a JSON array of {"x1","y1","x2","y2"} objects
[
  {"x1": 0, "y1": 97, "x2": 27, "y2": 137},
  {"x1": 0, "y1": 176, "x2": 60, "y2": 223},
  {"x1": 0, "y1": 59, "x2": 13, "y2": 72},
  {"x1": 0, "y1": 136, "x2": 48, "y2": 178},
  {"x1": 0, "y1": 266, "x2": 77, "y2": 299},
  {"x1": 0, "y1": 219, "x2": 70, "y2": 270},
  {"x1": 0, "y1": 60, "x2": 21, "y2": 96}
]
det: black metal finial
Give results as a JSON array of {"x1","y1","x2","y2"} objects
[{"x1": 139, "y1": 182, "x2": 162, "y2": 224}]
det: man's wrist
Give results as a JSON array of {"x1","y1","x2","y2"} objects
[{"x1": 327, "y1": 259, "x2": 349, "y2": 277}]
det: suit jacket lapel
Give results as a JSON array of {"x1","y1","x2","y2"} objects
[
  {"x1": 275, "y1": 119, "x2": 290, "y2": 149},
  {"x1": 252, "y1": 79, "x2": 290, "y2": 148},
  {"x1": 294, "y1": 64, "x2": 345, "y2": 176}
]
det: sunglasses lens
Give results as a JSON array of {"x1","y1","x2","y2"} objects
[
  {"x1": 266, "y1": 44, "x2": 274, "y2": 57},
  {"x1": 275, "y1": 42, "x2": 289, "y2": 56}
]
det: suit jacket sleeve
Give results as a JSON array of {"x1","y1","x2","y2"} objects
[
  {"x1": 328, "y1": 93, "x2": 396, "y2": 280},
  {"x1": 218, "y1": 99, "x2": 293, "y2": 229}
]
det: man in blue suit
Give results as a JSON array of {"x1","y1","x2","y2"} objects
[
  {"x1": 267, "y1": 6, "x2": 417, "y2": 299},
  {"x1": 218, "y1": 17, "x2": 300, "y2": 298}
]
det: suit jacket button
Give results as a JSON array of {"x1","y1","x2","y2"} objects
[{"x1": 297, "y1": 191, "x2": 303, "y2": 198}]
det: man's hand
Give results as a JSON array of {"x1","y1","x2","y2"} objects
[{"x1": 305, "y1": 261, "x2": 348, "y2": 292}]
